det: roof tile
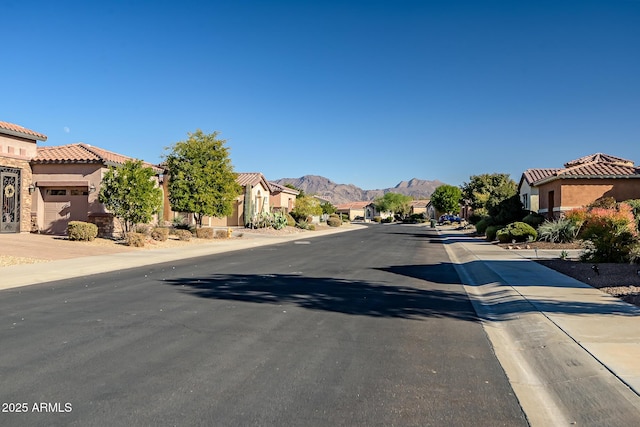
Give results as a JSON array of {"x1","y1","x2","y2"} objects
[{"x1": 0, "y1": 120, "x2": 47, "y2": 141}]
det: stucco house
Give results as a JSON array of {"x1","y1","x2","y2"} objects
[
  {"x1": 31, "y1": 143, "x2": 164, "y2": 235},
  {"x1": 269, "y1": 181, "x2": 299, "y2": 213},
  {"x1": 164, "y1": 172, "x2": 273, "y2": 228},
  {"x1": 0, "y1": 121, "x2": 47, "y2": 233},
  {"x1": 518, "y1": 153, "x2": 640, "y2": 219}
]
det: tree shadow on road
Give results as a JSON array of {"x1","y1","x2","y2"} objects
[{"x1": 162, "y1": 272, "x2": 480, "y2": 322}]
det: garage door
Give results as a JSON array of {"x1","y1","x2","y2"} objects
[{"x1": 42, "y1": 189, "x2": 89, "y2": 235}]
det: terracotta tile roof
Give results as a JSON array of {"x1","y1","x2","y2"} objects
[
  {"x1": 410, "y1": 199, "x2": 430, "y2": 207},
  {"x1": 336, "y1": 201, "x2": 371, "y2": 210},
  {"x1": 564, "y1": 152, "x2": 634, "y2": 168},
  {"x1": 269, "y1": 181, "x2": 300, "y2": 195},
  {"x1": 522, "y1": 168, "x2": 561, "y2": 185},
  {"x1": 532, "y1": 152, "x2": 640, "y2": 185},
  {"x1": 236, "y1": 172, "x2": 272, "y2": 191},
  {"x1": 33, "y1": 143, "x2": 162, "y2": 173},
  {"x1": 0, "y1": 120, "x2": 47, "y2": 141}
]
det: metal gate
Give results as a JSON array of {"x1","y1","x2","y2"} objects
[{"x1": 1, "y1": 168, "x2": 21, "y2": 233}]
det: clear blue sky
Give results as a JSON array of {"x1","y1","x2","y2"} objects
[{"x1": 3, "y1": 0, "x2": 639, "y2": 190}]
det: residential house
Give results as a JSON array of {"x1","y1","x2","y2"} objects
[
  {"x1": 335, "y1": 201, "x2": 392, "y2": 221},
  {"x1": 409, "y1": 199, "x2": 430, "y2": 216},
  {"x1": 518, "y1": 153, "x2": 640, "y2": 219},
  {"x1": 164, "y1": 172, "x2": 272, "y2": 228},
  {"x1": 31, "y1": 143, "x2": 164, "y2": 235},
  {"x1": 0, "y1": 121, "x2": 47, "y2": 233},
  {"x1": 269, "y1": 181, "x2": 298, "y2": 213}
]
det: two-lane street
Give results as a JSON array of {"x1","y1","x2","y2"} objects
[{"x1": 0, "y1": 225, "x2": 526, "y2": 426}]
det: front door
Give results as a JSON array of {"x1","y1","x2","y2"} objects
[{"x1": 1, "y1": 168, "x2": 21, "y2": 233}]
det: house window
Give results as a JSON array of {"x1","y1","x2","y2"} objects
[
  {"x1": 46, "y1": 189, "x2": 67, "y2": 196},
  {"x1": 522, "y1": 194, "x2": 528, "y2": 210}
]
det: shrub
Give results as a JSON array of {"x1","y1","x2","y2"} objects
[
  {"x1": 588, "y1": 196, "x2": 617, "y2": 210},
  {"x1": 537, "y1": 218, "x2": 579, "y2": 243},
  {"x1": 175, "y1": 229, "x2": 192, "y2": 241},
  {"x1": 475, "y1": 217, "x2": 493, "y2": 235},
  {"x1": 327, "y1": 217, "x2": 342, "y2": 227},
  {"x1": 381, "y1": 216, "x2": 393, "y2": 223},
  {"x1": 286, "y1": 213, "x2": 296, "y2": 227},
  {"x1": 308, "y1": 223, "x2": 316, "y2": 231},
  {"x1": 134, "y1": 224, "x2": 152, "y2": 235},
  {"x1": 151, "y1": 227, "x2": 169, "y2": 241},
  {"x1": 373, "y1": 216, "x2": 382, "y2": 223},
  {"x1": 196, "y1": 227, "x2": 214, "y2": 239},
  {"x1": 485, "y1": 225, "x2": 501, "y2": 241},
  {"x1": 522, "y1": 212, "x2": 545, "y2": 229},
  {"x1": 496, "y1": 221, "x2": 537, "y2": 243},
  {"x1": 67, "y1": 221, "x2": 98, "y2": 241},
  {"x1": 579, "y1": 203, "x2": 638, "y2": 263},
  {"x1": 126, "y1": 232, "x2": 146, "y2": 247},
  {"x1": 214, "y1": 229, "x2": 230, "y2": 239},
  {"x1": 468, "y1": 213, "x2": 483, "y2": 225}
]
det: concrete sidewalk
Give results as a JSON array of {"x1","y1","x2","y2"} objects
[{"x1": 442, "y1": 227, "x2": 640, "y2": 425}]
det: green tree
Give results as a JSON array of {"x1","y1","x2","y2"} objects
[
  {"x1": 374, "y1": 192, "x2": 413, "y2": 219},
  {"x1": 430, "y1": 185, "x2": 462, "y2": 215},
  {"x1": 291, "y1": 195, "x2": 322, "y2": 222},
  {"x1": 164, "y1": 130, "x2": 242, "y2": 227},
  {"x1": 320, "y1": 201, "x2": 336, "y2": 215},
  {"x1": 99, "y1": 160, "x2": 163, "y2": 234},
  {"x1": 460, "y1": 173, "x2": 517, "y2": 217}
]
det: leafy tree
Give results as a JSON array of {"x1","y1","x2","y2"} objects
[
  {"x1": 430, "y1": 185, "x2": 462, "y2": 215},
  {"x1": 320, "y1": 201, "x2": 336, "y2": 215},
  {"x1": 291, "y1": 195, "x2": 323, "y2": 222},
  {"x1": 374, "y1": 192, "x2": 413, "y2": 219},
  {"x1": 460, "y1": 173, "x2": 517, "y2": 217},
  {"x1": 164, "y1": 130, "x2": 242, "y2": 227},
  {"x1": 99, "y1": 160, "x2": 163, "y2": 234}
]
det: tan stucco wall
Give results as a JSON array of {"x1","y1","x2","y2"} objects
[
  {"x1": 271, "y1": 192, "x2": 296, "y2": 213},
  {"x1": 537, "y1": 178, "x2": 640, "y2": 217},
  {"x1": 0, "y1": 134, "x2": 38, "y2": 159}
]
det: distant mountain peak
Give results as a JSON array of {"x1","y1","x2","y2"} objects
[{"x1": 272, "y1": 175, "x2": 444, "y2": 205}]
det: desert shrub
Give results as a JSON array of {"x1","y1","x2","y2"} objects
[
  {"x1": 537, "y1": 218, "x2": 579, "y2": 243},
  {"x1": 296, "y1": 219, "x2": 309, "y2": 230},
  {"x1": 67, "y1": 221, "x2": 98, "y2": 241},
  {"x1": 381, "y1": 216, "x2": 393, "y2": 223},
  {"x1": 151, "y1": 227, "x2": 169, "y2": 241},
  {"x1": 196, "y1": 227, "x2": 214, "y2": 239},
  {"x1": 475, "y1": 217, "x2": 494, "y2": 235},
  {"x1": 126, "y1": 232, "x2": 146, "y2": 247},
  {"x1": 133, "y1": 224, "x2": 152, "y2": 235},
  {"x1": 286, "y1": 213, "x2": 296, "y2": 227},
  {"x1": 624, "y1": 199, "x2": 640, "y2": 228},
  {"x1": 579, "y1": 204, "x2": 638, "y2": 263},
  {"x1": 496, "y1": 221, "x2": 537, "y2": 243},
  {"x1": 175, "y1": 229, "x2": 192, "y2": 241},
  {"x1": 485, "y1": 225, "x2": 502, "y2": 241},
  {"x1": 308, "y1": 223, "x2": 316, "y2": 231},
  {"x1": 214, "y1": 229, "x2": 227, "y2": 239},
  {"x1": 522, "y1": 212, "x2": 545, "y2": 229},
  {"x1": 327, "y1": 217, "x2": 342, "y2": 227},
  {"x1": 373, "y1": 216, "x2": 382, "y2": 223}
]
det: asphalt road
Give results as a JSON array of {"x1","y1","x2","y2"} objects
[{"x1": 0, "y1": 224, "x2": 527, "y2": 426}]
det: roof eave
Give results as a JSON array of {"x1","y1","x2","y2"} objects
[{"x1": 0, "y1": 128, "x2": 47, "y2": 142}]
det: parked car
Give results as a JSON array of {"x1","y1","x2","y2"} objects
[{"x1": 438, "y1": 214, "x2": 462, "y2": 224}]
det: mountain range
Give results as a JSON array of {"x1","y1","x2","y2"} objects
[{"x1": 272, "y1": 175, "x2": 444, "y2": 205}]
